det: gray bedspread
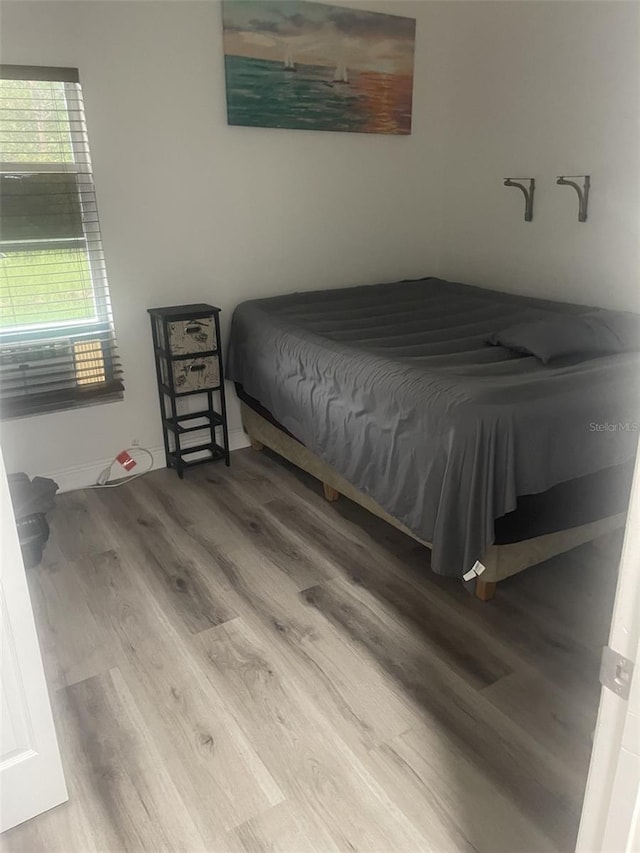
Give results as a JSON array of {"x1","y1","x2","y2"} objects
[{"x1": 227, "y1": 278, "x2": 640, "y2": 577}]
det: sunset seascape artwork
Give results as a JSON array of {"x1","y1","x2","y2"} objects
[{"x1": 222, "y1": 0, "x2": 416, "y2": 134}]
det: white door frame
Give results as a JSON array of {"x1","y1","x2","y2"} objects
[{"x1": 576, "y1": 445, "x2": 640, "y2": 852}]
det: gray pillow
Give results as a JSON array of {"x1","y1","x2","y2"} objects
[{"x1": 488, "y1": 310, "x2": 640, "y2": 364}]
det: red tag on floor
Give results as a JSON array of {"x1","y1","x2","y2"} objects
[{"x1": 116, "y1": 450, "x2": 137, "y2": 471}]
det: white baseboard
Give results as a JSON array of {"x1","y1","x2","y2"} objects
[{"x1": 46, "y1": 427, "x2": 250, "y2": 493}]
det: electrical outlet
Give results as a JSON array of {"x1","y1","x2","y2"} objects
[{"x1": 131, "y1": 438, "x2": 140, "y2": 447}]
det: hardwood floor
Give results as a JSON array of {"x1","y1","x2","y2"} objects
[{"x1": 2, "y1": 448, "x2": 622, "y2": 852}]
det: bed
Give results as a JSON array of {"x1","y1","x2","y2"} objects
[{"x1": 227, "y1": 277, "x2": 639, "y2": 599}]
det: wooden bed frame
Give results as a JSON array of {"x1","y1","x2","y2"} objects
[{"x1": 241, "y1": 401, "x2": 627, "y2": 600}]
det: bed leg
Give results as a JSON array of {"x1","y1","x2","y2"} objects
[
  {"x1": 249, "y1": 437, "x2": 264, "y2": 451},
  {"x1": 322, "y1": 483, "x2": 340, "y2": 502},
  {"x1": 475, "y1": 579, "x2": 497, "y2": 601}
]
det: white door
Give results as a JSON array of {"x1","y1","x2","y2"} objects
[
  {"x1": 0, "y1": 450, "x2": 67, "y2": 833},
  {"x1": 576, "y1": 446, "x2": 640, "y2": 853},
  {"x1": 598, "y1": 639, "x2": 640, "y2": 853}
]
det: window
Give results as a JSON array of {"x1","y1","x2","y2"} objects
[{"x1": 0, "y1": 65, "x2": 123, "y2": 418}]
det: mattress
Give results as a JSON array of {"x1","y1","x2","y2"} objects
[{"x1": 227, "y1": 277, "x2": 640, "y2": 577}]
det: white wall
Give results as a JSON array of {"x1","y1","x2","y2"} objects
[
  {"x1": 0, "y1": 1, "x2": 638, "y2": 488},
  {"x1": 0, "y1": 0, "x2": 448, "y2": 488},
  {"x1": 435, "y1": 1, "x2": 640, "y2": 310}
]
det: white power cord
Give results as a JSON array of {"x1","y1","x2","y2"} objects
[{"x1": 88, "y1": 446, "x2": 154, "y2": 488}]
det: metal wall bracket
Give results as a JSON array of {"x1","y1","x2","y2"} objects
[
  {"x1": 556, "y1": 174, "x2": 590, "y2": 222},
  {"x1": 504, "y1": 178, "x2": 535, "y2": 222},
  {"x1": 600, "y1": 645, "x2": 634, "y2": 700}
]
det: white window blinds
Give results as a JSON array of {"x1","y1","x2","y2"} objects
[{"x1": 0, "y1": 65, "x2": 123, "y2": 418}]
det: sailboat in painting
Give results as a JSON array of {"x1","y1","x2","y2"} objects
[
  {"x1": 332, "y1": 59, "x2": 349, "y2": 84},
  {"x1": 283, "y1": 47, "x2": 296, "y2": 72}
]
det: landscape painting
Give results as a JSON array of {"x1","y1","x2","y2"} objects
[{"x1": 222, "y1": 0, "x2": 416, "y2": 134}]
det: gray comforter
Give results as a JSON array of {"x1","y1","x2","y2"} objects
[{"x1": 227, "y1": 278, "x2": 639, "y2": 577}]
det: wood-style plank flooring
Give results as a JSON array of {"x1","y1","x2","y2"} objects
[{"x1": 2, "y1": 448, "x2": 622, "y2": 852}]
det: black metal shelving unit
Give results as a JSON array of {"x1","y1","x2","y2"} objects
[{"x1": 147, "y1": 303, "x2": 230, "y2": 478}]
